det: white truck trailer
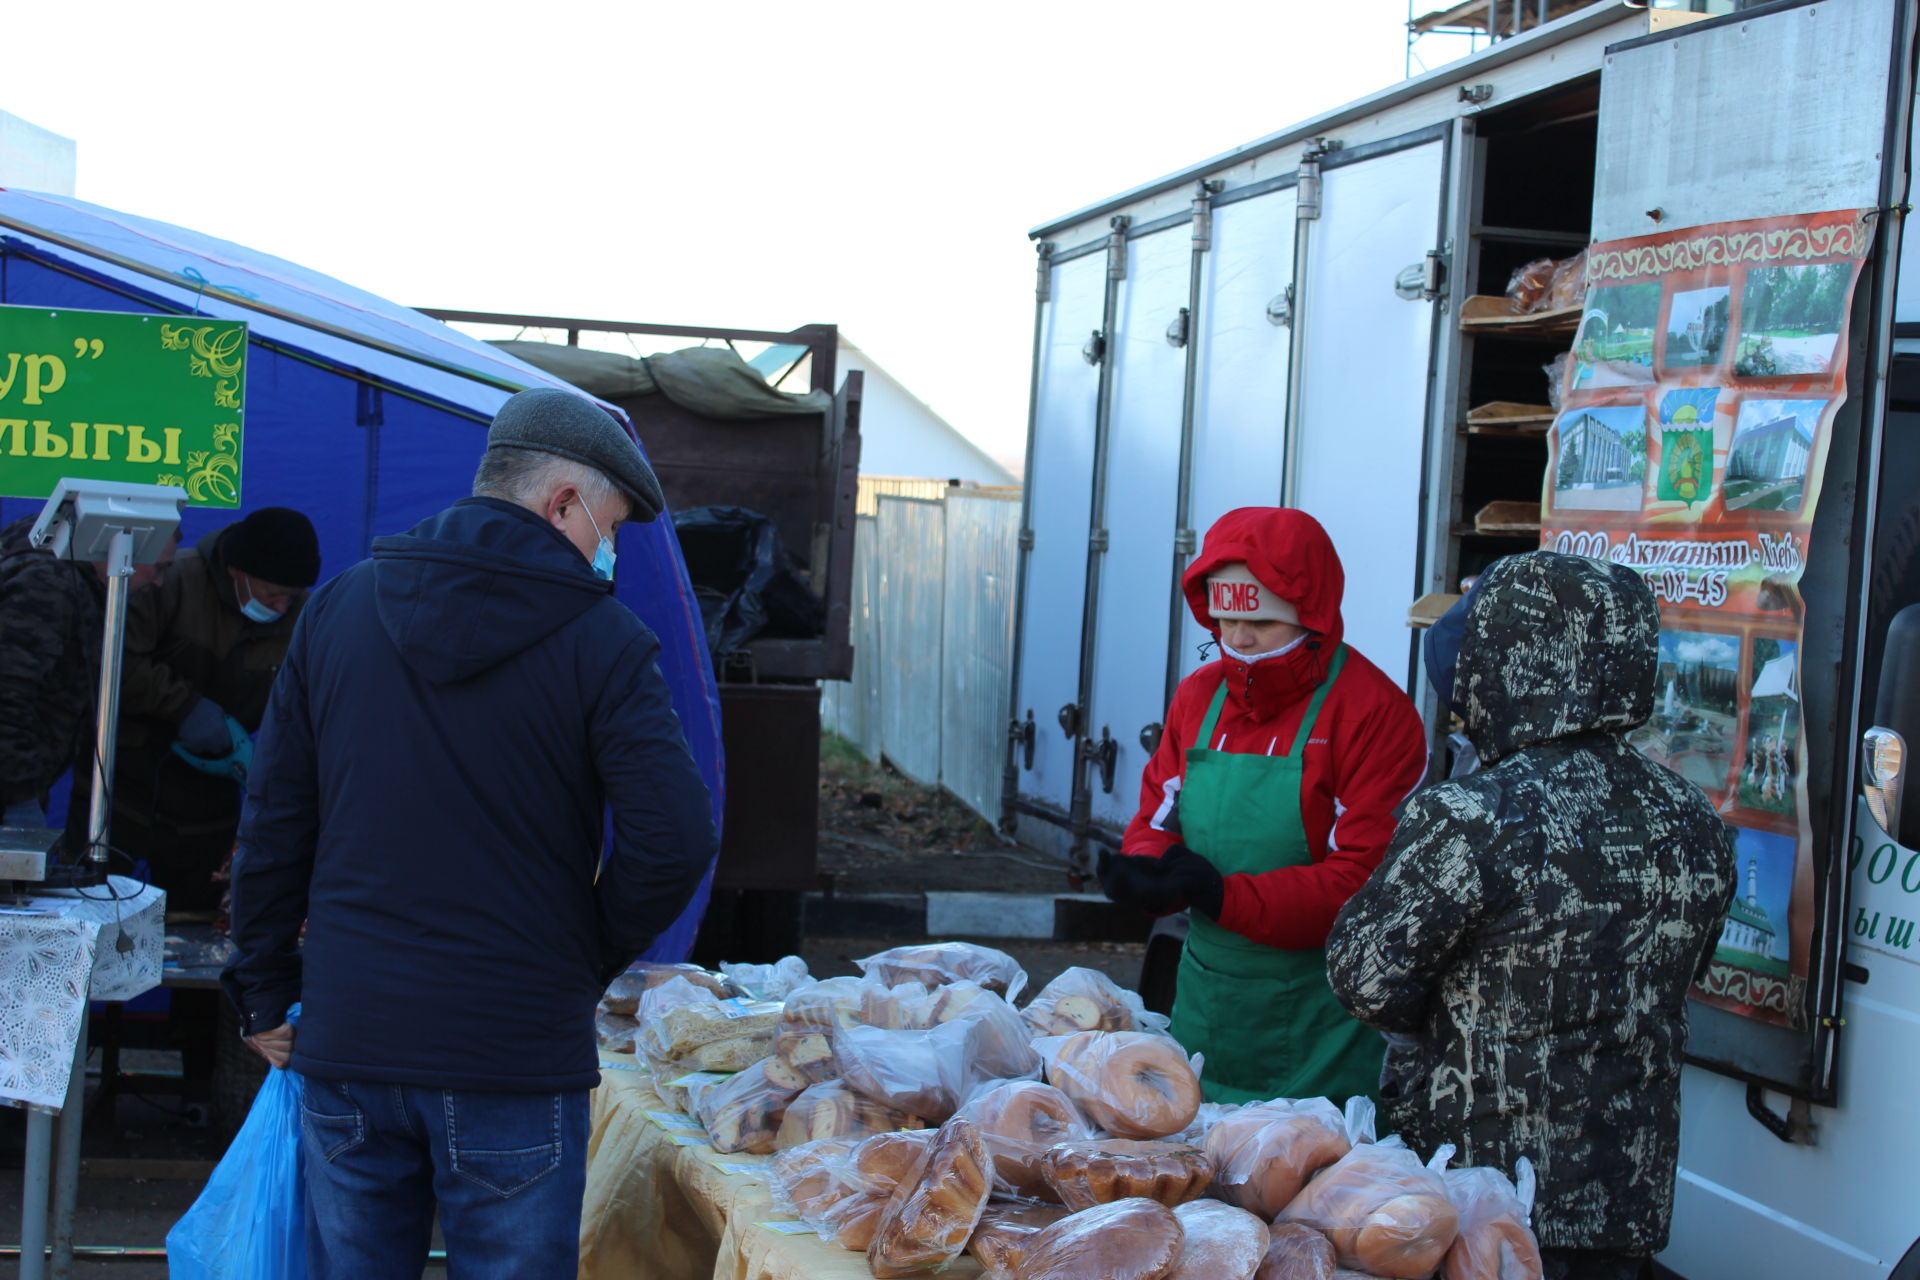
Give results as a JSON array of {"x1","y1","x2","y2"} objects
[{"x1": 1004, "y1": 1, "x2": 1920, "y2": 1274}]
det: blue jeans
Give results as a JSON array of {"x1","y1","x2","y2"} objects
[{"x1": 299, "y1": 1077, "x2": 589, "y2": 1280}]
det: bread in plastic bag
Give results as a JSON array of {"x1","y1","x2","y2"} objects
[
  {"x1": 1277, "y1": 1138, "x2": 1460, "y2": 1279},
  {"x1": 634, "y1": 977, "x2": 780, "y2": 1073},
  {"x1": 720, "y1": 954, "x2": 812, "y2": 1001},
  {"x1": 1442, "y1": 1159, "x2": 1542, "y2": 1280},
  {"x1": 1257, "y1": 1222, "x2": 1337, "y2": 1280},
  {"x1": 857, "y1": 941, "x2": 1029, "y2": 1001},
  {"x1": 970, "y1": 1204, "x2": 1074, "y2": 1278},
  {"x1": 1038, "y1": 1030, "x2": 1202, "y2": 1139},
  {"x1": 1505, "y1": 258, "x2": 1555, "y2": 314},
  {"x1": 1169, "y1": 1199, "x2": 1268, "y2": 1280},
  {"x1": 1203, "y1": 1097, "x2": 1352, "y2": 1219},
  {"x1": 606, "y1": 962, "x2": 732, "y2": 1013},
  {"x1": 770, "y1": 1130, "x2": 936, "y2": 1251},
  {"x1": 1040, "y1": 1138, "x2": 1213, "y2": 1212},
  {"x1": 1012, "y1": 1196, "x2": 1185, "y2": 1280},
  {"x1": 957, "y1": 1079, "x2": 1091, "y2": 1200},
  {"x1": 836, "y1": 986, "x2": 1040, "y2": 1121},
  {"x1": 1545, "y1": 249, "x2": 1587, "y2": 312},
  {"x1": 773, "y1": 976, "x2": 871, "y2": 1087},
  {"x1": 867, "y1": 1115, "x2": 994, "y2": 1278},
  {"x1": 594, "y1": 1009, "x2": 638, "y2": 1054},
  {"x1": 697, "y1": 1059, "x2": 802, "y2": 1155},
  {"x1": 774, "y1": 1079, "x2": 925, "y2": 1151},
  {"x1": 1021, "y1": 965, "x2": 1169, "y2": 1037}
]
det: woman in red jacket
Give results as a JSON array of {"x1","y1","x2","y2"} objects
[{"x1": 1101, "y1": 507, "x2": 1428, "y2": 1104}]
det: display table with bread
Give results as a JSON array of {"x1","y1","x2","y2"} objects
[{"x1": 581, "y1": 946, "x2": 1546, "y2": 1280}]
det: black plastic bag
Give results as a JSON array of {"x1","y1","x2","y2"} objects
[{"x1": 672, "y1": 506, "x2": 823, "y2": 657}]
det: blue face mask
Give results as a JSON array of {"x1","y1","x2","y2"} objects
[
  {"x1": 238, "y1": 576, "x2": 285, "y2": 624},
  {"x1": 584, "y1": 505, "x2": 617, "y2": 582}
]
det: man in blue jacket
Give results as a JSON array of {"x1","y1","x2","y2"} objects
[{"x1": 223, "y1": 388, "x2": 719, "y2": 1280}]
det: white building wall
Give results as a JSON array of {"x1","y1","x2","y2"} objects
[
  {"x1": 0, "y1": 110, "x2": 75, "y2": 196},
  {"x1": 837, "y1": 342, "x2": 1015, "y2": 485}
]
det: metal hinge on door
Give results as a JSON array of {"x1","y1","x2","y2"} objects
[
  {"x1": 1395, "y1": 250, "x2": 1447, "y2": 302},
  {"x1": 1089, "y1": 529, "x2": 1109, "y2": 553}
]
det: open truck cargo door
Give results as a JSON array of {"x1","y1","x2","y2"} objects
[{"x1": 1568, "y1": 1, "x2": 1919, "y2": 1275}]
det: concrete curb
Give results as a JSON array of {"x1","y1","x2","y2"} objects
[{"x1": 803, "y1": 890, "x2": 1151, "y2": 943}]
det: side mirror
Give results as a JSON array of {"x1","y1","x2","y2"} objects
[{"x1": 1871, "y1": 604, "x2": 1920, "y2": 846}]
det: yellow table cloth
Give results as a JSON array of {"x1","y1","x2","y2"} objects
[{"x1": 579, "y1": 1055, "x2": 983, "y2": 1280}]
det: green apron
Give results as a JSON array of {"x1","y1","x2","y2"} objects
[{"x1": 1168, "y1": 645, "x2": 1384, "y2": 1105}]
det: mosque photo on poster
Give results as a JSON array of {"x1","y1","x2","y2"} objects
[
  {"x1": 1630, "y1": 630, "x2": 1740, "y2": 799},
  {"x1": 1715, "y1": 828, "x2": 1797, "y2": 986}
]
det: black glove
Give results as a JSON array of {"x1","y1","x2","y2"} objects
[
  {"x1": 1096, "y1": 850, "x2": 1184, "y2": 916},
  {"x1": 1160, "y1": 844, "x2": 1226, "y2": 920}
]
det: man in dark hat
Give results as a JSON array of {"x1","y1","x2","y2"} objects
[
  {"x1": 93, "y1": 506, "x2": 321, "y2": 905},
  {"x1": 225, "y1": 389, "x2": 716, "y2": 1279}
]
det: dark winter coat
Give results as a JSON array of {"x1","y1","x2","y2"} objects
[
  {"x1": 103, "y1": 526, "x2": 302, "y2": 839},
  {"x1": 0, "y1": 517, "x2": 103, "y2": 807},
  {"x1": 1326, "y1": 551, "x2": 1736, "y2": 1254},
  {"x1": 223, "y1": 498, "x2": 717, "y2": 1093}
]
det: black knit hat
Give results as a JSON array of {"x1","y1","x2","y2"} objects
[
  {"x1": 223, "y1": 507, "x2": 320, "y2": 588},
  {"x1": 486, "y1": 388, "x2": 665, "y2": 521}
]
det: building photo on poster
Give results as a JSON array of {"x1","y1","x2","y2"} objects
[{"x1": 1538, "y1": 209, "x2": 1874, "y2": 1031}]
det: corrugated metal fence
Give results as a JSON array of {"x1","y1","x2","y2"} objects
[{"x1": 822, "y1": 489, "x2": 1020, "y2": 824}]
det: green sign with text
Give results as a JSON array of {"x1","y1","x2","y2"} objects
[{"x1": 0, "y1": 305, "x2": 246, "y2": 508}]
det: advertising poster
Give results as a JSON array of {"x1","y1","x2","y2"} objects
[
  {"x1": 1539, "y1": 209, "x2": 1874, "y2": 1029},
  {"x1": 0, "y1": 306, "x2": 247, "y2": 507}
]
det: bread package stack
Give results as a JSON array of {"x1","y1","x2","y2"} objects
[
  {"x1": 597, "y1": 962, "x2": 733, "y2": 1055},
  {"x1": 693, "y1": 1059, "x2": 803, "y2": 1156},
  {"x1": 856, "y1": 941, "x2": 1030, "y2": 1001},
  {"x1": 867, "y1": 1115, "x2": 995, "y2": 1277},
  {"x1": 771, "y1": 976, "x2": 871, "y2": 1088},
  {"x1": 1276, "y1": 1139, "x2": 1461, "y2": 1280},
  {"x1": 967, "y1": 1204, "x2": 1072, "y2": 1278},
  {"x1": 1203, "y1": 1097, "x2": 1352, "y2": 1219},
  {"x1": 771, "y1": 1129, "x2": 934, "y2": 1251},
  {"x1": 1442, "y1": 1162, "x2": 1542, "y2": 1280},
  {"x1": 773, "y1": 1080, "x2": 925, "y2": 1152},
  {"x1": 957, "y1": 1079, "x2": 1091, "y2": 1200},
  {"x1": 1021, "y1": 966, "x2": 1165, "y2": 1037},
  {"x1": 1039, "y1": 1030, "x2": 1202, "y2": 1139},
  {"x1": 634, "y1": 976, "x2": 781, "y2": 1074},
  {"x1": 833, "y1": 981, "x2": 1041, "y2": 1122}
]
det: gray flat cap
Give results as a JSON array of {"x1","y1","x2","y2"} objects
[{"x1": 486, "y1": 388, "x2": 665, "y2": 521}]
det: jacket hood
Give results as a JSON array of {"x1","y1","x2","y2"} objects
[
  {"x1": 1182, "y1": 507, "x2": 1345, "y2": 647},
  {"x1": 371, "y1": 498, "x2": 612, "y2": 684},
  {"x1": 1458, "y1": 551, "x2": 1660, "y2": 764}
]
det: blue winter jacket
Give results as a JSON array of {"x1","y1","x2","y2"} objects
[{"x1": 222, "y1": 497, "x2": 717, "y2": 1092}]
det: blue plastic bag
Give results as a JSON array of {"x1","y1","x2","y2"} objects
[{"x1": 167, "y1": 1011, "x2": 307, "y2": 1279}]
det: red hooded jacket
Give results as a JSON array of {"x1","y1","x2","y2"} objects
[{"x1": 1121, "y1": 508, "x2": 1428, "y2": 950}]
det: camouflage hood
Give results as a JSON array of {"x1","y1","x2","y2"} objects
[{"x1": 1458, "y1": 551, "x2": 1660, "y2": 764}]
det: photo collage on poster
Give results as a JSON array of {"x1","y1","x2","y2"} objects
[{"x1": 1537, "y1": 210, "x2": 1874, "y2": 1030}]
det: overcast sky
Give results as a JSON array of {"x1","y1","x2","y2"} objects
[{"x1": 5, "y1": 2, "x2": 1472, "y2": 472}]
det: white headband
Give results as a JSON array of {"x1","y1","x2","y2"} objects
[{"x1": 1206, "y1": 563, "x2": 1299, "y2": 624}]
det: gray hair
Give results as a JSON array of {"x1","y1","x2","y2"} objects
[{"x1": 472, "y1": 447, "x2": 623, "y2": 514}]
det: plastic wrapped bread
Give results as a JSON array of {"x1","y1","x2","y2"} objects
[
  {"x1": 604, "y1": 962, "x2": 732, "y2": 1013},
  {"x1": 772, "y1": 1079, "x2": 924, "y2": 1151},
  {"x1": 594, "y1": 1009, "x2": 638, "y2": 1054},
  {"x1": 697, "y1": 1059, "x2": 802, "y2": 1156},
  {"x1": 970, "y1": 1205, "x2": 1074, "y2": 1278},
  {"x1": 856, "y1": 941, "x2": 1030, "y2": 1001},
  {"x1": 866, "y1": 1115, "x2": 994, "y2": 1277},
  {"x1": 772, "y1": 976, "x2": 871, "y2": 1087},
  {"x1": 1257, "y1": 1222, "x2": 1337, "y2": 1280},
  {"x1": 719, "y1": 954, "x2": 812, "y2": 1001},
  {"x1": 956, "y1": 1079, "x2": 1091, "y2": 1200},
  {"x1": 1021, "y1": 965, "x2": 1169, "y2": 1037},
  {"x1": 769, "y1": 1130, "x2": 935, "y2": 1251},
  {"x1": 1442, "y1": 1161, "x2": 1543, "y2": 1280},
  {"x1": 1169, "y1": 1200, "x2": 1268, "y2": 1280},
  {"x1": 1012, "y1": 1196, "x2": 1185, "y2": 1280},
  {"x1": 1277, "y1": 1139, "x2": 1460, "y2": 1279},
  {"x1": 1203, "y1": 1097, "x2": 1352, "y2": 1219},
  {"x1": 1040, "y1": 1139, "x2": 1213, "y2": 1212},
  {"x1": 1039, "y1": 1030, "x2": 1202, "y2": 1139},
  {"x1": 635, "y1": 977, "x2": 780, "y2": 1073},
  {"x1": 835, "y1": 987, "x2": 1041, "y2": 1121}
]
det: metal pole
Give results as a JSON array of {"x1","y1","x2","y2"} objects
[
  {"x1": 1164, "y1": 182, "x2": 1214, "y2": 712},
  {"x1": 18, "y1": 1110, "x2": 53, "y2": 1280},
  {"x1": 49, "y1": 528, "x2": 133, "y2": 1279},
  {"x1": 1001, "y1": 242, "x2": 1054, "y2": 835},
  {"x1": 1281, "y1": 145, "x2": 1325, "y2": 509}
]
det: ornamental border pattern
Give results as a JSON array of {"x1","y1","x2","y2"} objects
[{"x1": 1587, "y1": 221, "x2": 1872, "y2": 286}]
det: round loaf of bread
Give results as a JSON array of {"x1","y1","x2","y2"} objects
[
  {"x1": 1203, "y1": 1101, "x2": 1351, "y2": 1220},
  {"x1": 854, "y1": 1129, "x2": 935, "y2": 1190},
  {"x1": 1332, "y1": 1193, "x2": 1460, "y2": 1279},
  {"x1": 1040, "y1": 1139, "x2": 1212, "y2": 1213},
  {"x1": 1013, "y1": 1196, "x2": 1184, "y2": 1280},
  {"x1": 1442, "y1": 1212, "x2": 1543, "y2": 1280},
  {"x1": 967, "y1": 1081, "x2": 1085, "y2": 1200},
  {"x1": 1046, "y1": 1031, "x2": 1201, "y2": 1140},
  {"x1": 1257, "y1": 1222, "x2": 1336, "y2": 1280},
  {"x1": 1169, "y1": 1200, "x2": 1268, "y2": 1280}
]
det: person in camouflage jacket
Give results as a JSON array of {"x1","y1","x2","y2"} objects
[
  {"x1": 1327, "y1": 551, "x2": 1736, "y2": 1279},
  {"x1": 0, "y1": 516, "x2": 105, "y2": 824}
]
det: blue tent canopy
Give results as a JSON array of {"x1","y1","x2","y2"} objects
[{"x1": 0, "y1": 187, "x2": 723, "y2": 962}]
